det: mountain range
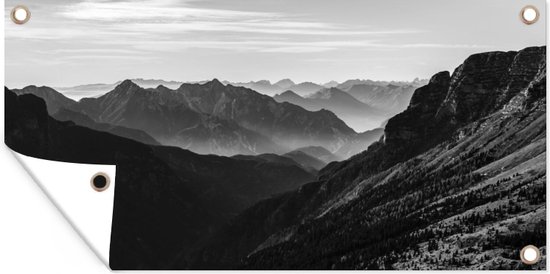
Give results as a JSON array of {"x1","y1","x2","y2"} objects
[
  {"x1": 53, "y1": 77, "x2": 424, "y2": 134},
  {"x1": 16, "y1": 80, "x2": 383, "y2": 158},
  {"x1": 225, "y1": 80, "x2": 325, "y2": 96},
  {"x1": 5, "y1": 46, "x2": 545, "y2": 270},
  {"x1": 56, "y1": 78, "x2": 322, "y2": 99},
  {"x1": 55, "y1": 78, "x2": 187, "y2": 100},
  {"x1": 55, "y1": 78, "x2": 425, "y2": 100}
]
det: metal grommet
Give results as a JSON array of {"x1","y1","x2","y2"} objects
[
  {"x1": 520, "y1": 5, "x2": 539, "y2": 25},
  {"x1": 10, "y1": 5, "x2": 31, "y2": 25},
  {"x1": 90, "y1": 172, "x2": 111, "y2": 192},
  {"x1": 520, "y1": 245, "x2": 541, "y2": 265}
]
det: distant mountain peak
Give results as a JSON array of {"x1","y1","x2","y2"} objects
[
  {"x1": 12, "y1": 85, "x2": 77, "y2": 114},
  {"x1": 308, "y1": 87, "x2": 348, "y2": 99},
  {"x1": 386, "y1": 84, "x2": 399, "y2": 89},
  {"x1": 116, "y1": 79, "x2": 140, "y2": 90},
  {"x1": 206, "y1": 78, "x2": 225, "y2": 88},
  {"x1": 274, "y1": 79, "x2": 296, "y2": 89},
  {"x1": 155, "y1": 84, "x2": 173, "y2": 92},
  {"x1": 323, "y1": 80, "x2": 339, "y2": 88},
  {"x1": 256, "y1": 80, "x2": 272, "y2": 85},
  {"x1": 279, "y1": 90, "x2": 302, "y2": 97},
  {"x1": 23, "y1": 85, "x2": 58, "y2": 91}
]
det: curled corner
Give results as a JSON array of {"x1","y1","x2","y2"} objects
[{"x1": 9, "y1": 149, "x2": 116, "y2": 267}]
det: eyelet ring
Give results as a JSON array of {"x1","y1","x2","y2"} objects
[
  {"x1": 520, "y1": 245, "x2": 541, "y2": 265},
  {"x1": 91, "y1": 172, "x2": 111, "y2": 192},
  {"x1": 520, "y1": 5, "x2": 539, "y2": 25},
  {"x1": 11, "y1": 5, "x2": 31, "y2": 25}
]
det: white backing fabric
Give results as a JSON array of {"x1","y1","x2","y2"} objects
[{"x1": 10, "y1": 151, "x2": 115, "y2": 266}]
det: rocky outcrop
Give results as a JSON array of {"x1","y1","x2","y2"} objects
[
  {"x1": 384, "y1": 71, "x2": 450, "y2": 147},
  {"x1": 437, "y1": 46, "x2": 546, "y2": 124},
  {"x1": 385, "y1": 46, "x2": 546, "y2": 152}
]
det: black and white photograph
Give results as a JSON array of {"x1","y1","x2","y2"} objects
[{"x1": 4, "y1": 0, "x2": 546, "y2": 270}]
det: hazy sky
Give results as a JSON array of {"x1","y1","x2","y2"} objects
[{"x1": 5, "y1": 0, "x2": 546, "y2": 88}]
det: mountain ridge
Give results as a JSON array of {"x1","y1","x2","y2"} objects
[
  {"x1": 18, "y1": 79, "x2": 385, "y2": 157},
  {"x1": 70, "y1": 79, "x2": 361, "y2": 156}
]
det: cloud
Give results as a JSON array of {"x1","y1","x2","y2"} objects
[
  {"x1": 115, "y1": 40, "x2": 491, "y2": 54},
  {"x1": 371, "y1": 43, "x2": 493, "y2": 49},
  {"x1": 111, "y1": 22, "x2": 401, "y2": 36},
  {"x1": 58, "y1": 0, "x2": 272, "y2": 21},
  {"x1": 112, "y1": 40, "x2": 379, "y2": 53},
  {"x1": 6, "y1": 0, "x2": 431, "y2": 55},
  {"x1": 55, "y1": 0, "x2": 420, "y2": 37}
]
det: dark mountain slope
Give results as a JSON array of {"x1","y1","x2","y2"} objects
[
  {"x1": 52, "y1": 108, "x2": 160, "y2": 145},
  {"x1": 5, "y1": 88, "x2": 315, "y2": 269},
  {"x1": 382, "y1": 71, "x2": 452, "y2": 151},
  {"x1": 283, "y1": 150, "x2": 327, "y2": 171},
  {"x1": 241, "y1": 46, "x2": 546, "y2": 269},
  {"x1": 245, "y1": 103, "x2": 545, "y2": 269},
  {"x1": 192, "y1": 46, "x2": 546, "y2": 269},
  {"x1": 13, "y1": 85, "x2": 76, "y2": 114},
  {"x1": 233, "y1": 152, "x2": 323, "y2": 174},
  {"x1": 289, "y1": 146, "x2": 340, "y2": 163}
]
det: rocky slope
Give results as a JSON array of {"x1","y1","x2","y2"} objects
[{"x1": 192, "y1": 46, "x2": 546, "y2": 270}]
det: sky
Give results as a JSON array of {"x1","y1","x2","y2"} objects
[{"x1": 5, "y1": 0, "x2": 546, "y2": 88}]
